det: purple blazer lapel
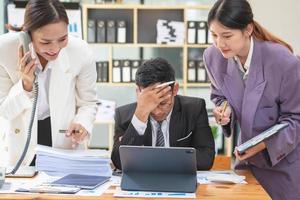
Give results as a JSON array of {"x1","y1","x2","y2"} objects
[
  {"x1": 241, "y1": 39, "x2": 266, "y2": 141},
  {"x1": 222, "y1": 58, "x2": 244, "y2": 117}
]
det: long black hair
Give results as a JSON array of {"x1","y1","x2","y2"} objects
[{"x1": 208, "y1": 0, "x2": 292, "y2": 52}]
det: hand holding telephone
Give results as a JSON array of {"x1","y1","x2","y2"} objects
[
  {"x1": 18, "y1": 32, "x2": 37, "y2": 91},
  {"x1": 6, "y1": 33, "x2": 39, "y2": 177}
]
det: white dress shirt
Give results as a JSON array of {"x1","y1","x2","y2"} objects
[
  {"x1": 131, "y1": 109, "x2": 173, "y2": 147},
  {"x1": 234, "y1": 36, "x2": 254, "y2": 80},
  {"x1": 36, "y1": 63, "x2": 52, "y2": 120}
]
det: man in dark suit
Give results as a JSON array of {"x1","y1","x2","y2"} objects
[{"x1": 111, "y1": 57, "x2": 215, "y2": 170}]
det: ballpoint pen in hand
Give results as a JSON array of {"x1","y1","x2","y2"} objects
[
  {"x1": 155, "y1": 81, "x2": 175, "y2": 88},
  {"x1": 59, "y1": 129, "x2": 82, "y2": 134},
  {"x1": 219, "y1": 101, "x2": 228, "y2": 123}
]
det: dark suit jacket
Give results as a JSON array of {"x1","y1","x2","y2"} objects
[{"x1": 111, "y1": 95, "x2": 215, "y2": 170}]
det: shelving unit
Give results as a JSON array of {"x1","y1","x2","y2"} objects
[
  {"x1": 81, "y1": 3, "x2": 212, "y2": 94},
  {"x1": 82, "y1": 3, "x2": 230, "y2": 155}
]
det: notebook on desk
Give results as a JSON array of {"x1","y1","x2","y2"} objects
[{"x1": 119, "y1": 146, "x2": 197, "y2": 193}]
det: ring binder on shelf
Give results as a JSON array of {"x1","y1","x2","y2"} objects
[
  {"x1": 131, "y1": 60, "x2": 140, "y2": 82},
  {"x1": 187, "y1": 21, "x2": 196, "y2": 44},
  {"x1": 102, "y1": 62, "x2": 109, "y2": 82},
  {"x1": 96, "y1": 20, "x2": 106, "y2": 43},
  {"x1": 117, "y1": 20, "x2": 127, "y2": 43},
  {"x1": 196, "y1": 21, "x2": 207, "y2": 44},
  {"x1": 196, "y1": 60, "x2": 206, "y2": 82},
  {"x1": 113, "y1": 60, "x2": 122, "y2": 82},
  {"x1": 122, "y1": 60, "x2": 131, "y2": 82},
  {"x1": 96, "y1": 62, "x2": 102, "y2": 82},
  {"x1": 107, "y1": 20, "x2": 116, "y2": 43},
  {"x1": 87, "y1": 19, "x2": 96, "y2": 43},
  {"x1": 188, "y1": 60, "x2": 196, "y2": 82}
]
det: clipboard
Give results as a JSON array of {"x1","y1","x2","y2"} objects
[{"x1": 236, "y1": 123, "x2": 288, "y2": 154}]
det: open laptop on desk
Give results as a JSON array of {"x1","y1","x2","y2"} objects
[{"x1": 119, "y1": 146, "x2": 197, "y2": 193}]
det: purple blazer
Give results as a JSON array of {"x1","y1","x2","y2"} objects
[{"x1": 204, "y1": 39, "x2": 300, "y2": 199}]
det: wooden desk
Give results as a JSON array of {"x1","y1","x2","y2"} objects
[{"x1": 1, "y1": 170, "x2": 270, "y2": 200}]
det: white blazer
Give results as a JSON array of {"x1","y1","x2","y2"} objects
[{"x1": 0, "y1": 33, "x2": 97, "y2": 166}]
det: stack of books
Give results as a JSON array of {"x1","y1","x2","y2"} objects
[
  {"x1": 36, "y1": 145, "x2": 112, "y2": 177},
  {"x1": 156, "y1": 19, "x2": 185, "y2": 45}
]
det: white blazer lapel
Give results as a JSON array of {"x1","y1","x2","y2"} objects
[{"x1": 48, "y1": 49, "x2": 74, "y2": 148}]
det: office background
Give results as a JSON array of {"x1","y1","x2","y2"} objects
[
  {"x1": 0, "y1": 0, "x2": 299, "y2": 154},
  {"x1": 1, "y1": 0, "x2": 299, "y2": 54}
]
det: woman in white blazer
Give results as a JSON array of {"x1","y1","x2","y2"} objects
[{"x1": 0, "y1": 0, "x2": 97, "y2": 166}]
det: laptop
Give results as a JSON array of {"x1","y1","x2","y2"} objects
[{"x1": 119, "y1": 146, "x2": 197, "y2": 193}]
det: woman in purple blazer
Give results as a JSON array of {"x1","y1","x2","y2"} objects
[{"x1": 204, "y1": 0, "x2": 300, "y2": 199}]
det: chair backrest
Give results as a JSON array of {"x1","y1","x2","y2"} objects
[{"x1": 211, "y1": 155, "x2": 231, "y2": 170}]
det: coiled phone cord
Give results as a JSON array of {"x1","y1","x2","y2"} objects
[{"x1": 6, "y1": 78, "x2": 38, "y2": 175}]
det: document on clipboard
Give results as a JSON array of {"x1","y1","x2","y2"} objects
[{"x1": 236, "y1": 123, "x2": 288, "y2": 154}]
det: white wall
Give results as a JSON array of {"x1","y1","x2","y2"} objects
[{"x1": 249, "y1": 0, "x2": 300, "y2": 55}]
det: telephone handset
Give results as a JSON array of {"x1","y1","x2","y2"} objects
[
  {"x1": 19, "y1": 31, "x2": 32, "y2": 64},
  {"x1": 5, "y1": 32, "x2": 38, "y2": 177}
]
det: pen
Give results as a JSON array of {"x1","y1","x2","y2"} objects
[
  {"x1": 59, "y1": 129, "x2": 81, "y2": 134},
  {"x1": 219, "y1": 101, "x2": 228, "y2": 122},
  {"x1": 155, "y1": 81, "x2": 175, "y2": 88}
]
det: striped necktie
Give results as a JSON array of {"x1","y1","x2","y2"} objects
[{"x1": 156, "y1": 121, "x2": 165, "y2": 147}]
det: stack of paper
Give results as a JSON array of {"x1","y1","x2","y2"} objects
[
  {"x1": 197, "y1": 171, "x2": 246, "y2": 184},
  {"x1": 156, "y1": 19, "x2": 185, "y2": 45},
  {"x1": 36, "y1": 145, "x2": 112, "y2": 177}
]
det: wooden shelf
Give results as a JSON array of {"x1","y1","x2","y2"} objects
[
  {"x1": 89, "y1": 43, "x2": 184, "y2": 48},
  {"x1": 187, "y1": 44, "x2": 212, "y2": 48},
  {"x1": 186, "y1": 83, "x2": 211, "y2": 87},
  {"x1": 97, "y1": 82, "x2": 136, "y2": 87},
  {"x1": 82, "y1": 4, "x2": 211, "y2": 10},
  {"x1": 82, "y1": 3, "x2": 212, "y2": 90}
]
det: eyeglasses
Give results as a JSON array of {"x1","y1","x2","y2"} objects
[{"x1": 157, "y1": 100, "x2": 172, "y2": 110}]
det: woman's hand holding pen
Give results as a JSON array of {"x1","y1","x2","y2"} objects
[
  {"x1": 65, "y1": 123, "x2": 89, "y2": 148},
  {"x1": 234, "y1": 141, "x2": 266, "y2": 161},
  {"x1": 18, "y1": 45, "x2": 37, "y2": 92},
  {"x1": 213, "y1": 101, "x2": 231, "y2": 125}
]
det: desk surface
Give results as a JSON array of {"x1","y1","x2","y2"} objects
[{"x1": 1, "y1": 170, "x2": 270, "y2": 200}]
